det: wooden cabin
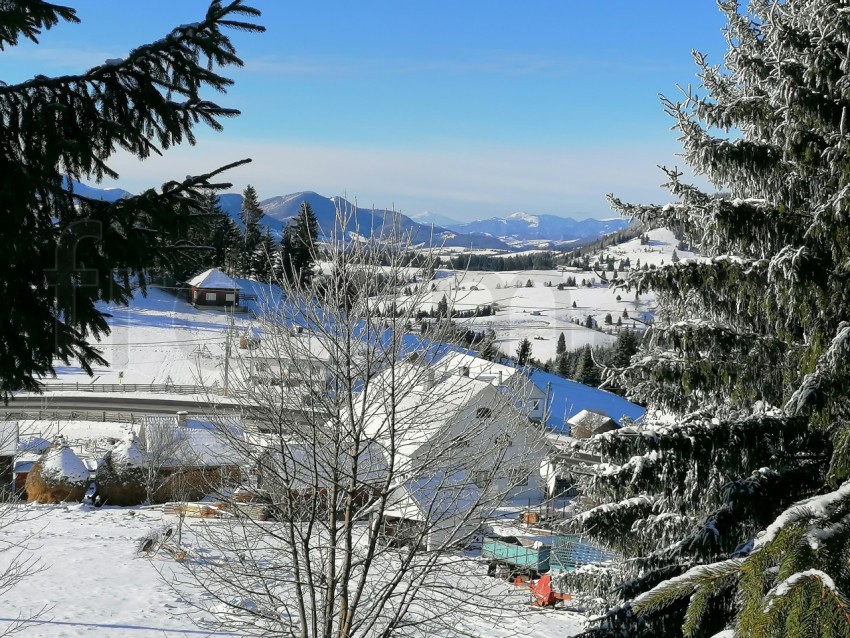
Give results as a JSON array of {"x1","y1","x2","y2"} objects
[{"x1": 187, "y1": 268, "x2": 241, "y2": 307}]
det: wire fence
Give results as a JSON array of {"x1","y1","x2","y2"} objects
[
  {"x1": 36, "y1": 383, "x2": 214, "y2": 396},
  {"x1": 3, "y1": 410, "x2": 145, "y2": 424}
]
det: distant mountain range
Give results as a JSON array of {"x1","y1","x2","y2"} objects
[
  {"x1": 446, "y1": 212, "x2": 630, "y2": 245},
  {"x1": 70, "y1": 181, "x2": 631, "y2": 250}
]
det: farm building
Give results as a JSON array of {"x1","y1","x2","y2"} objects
[
  {"x1": 242, "y1": 327, "x2": 332, "y2": 389},
  {"x1": 435, "y1": 352, "x2": 548, "y2": 422},
  {"x1": 252, "y1": 439, "x2": 389, "y2": 518},
  {"x1": 361, "y1": 359, "x2": 547, "y2": 499},
  {"x1": 139, "y1": 414, "x2": 245, "y2": 501},
  {"x1": 187, "y1": 268, "x2": 241, "y2": 307},
  {"x1": 567, "y1": 409, "x2": 618, "y2": 439}
]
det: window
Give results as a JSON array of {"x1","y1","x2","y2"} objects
[
  {"x1": 530, "y1": 399, "x2": 541, "y2": 412},
  {"x1": 225, "y1": 293, "x2": 235, "y2": 301},
  {"x1": 205, "y1": 292, "x2": 217, "y2": 301},
  {"x1": 473, "y1": 470, "x2": 491, "y2": 488},
  {"x1": 476, "y1": 407, "x2": 492, "y2": 419}
]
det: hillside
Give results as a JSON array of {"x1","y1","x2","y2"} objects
[{"x1": 448, "y1": 213, "x2": 631, "y2": 245}]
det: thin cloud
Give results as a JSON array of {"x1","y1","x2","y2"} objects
[{"x1": 98, "y1": 137, "x2": 701, "y2": 220}]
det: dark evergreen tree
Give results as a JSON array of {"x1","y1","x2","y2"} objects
[
  {"x1": 170, "y1": 191, "x2": 243, "y2": 280},
  {"x1": 515, "y1": 338, "x2": 532, "y2": 367},
  {"x1": 556, "y1": 332, "x2": 567, "y2": 355},
  {"x1": 239, "y1": 184, "x2": 264, "y2": 276},
  {"x1": 251, "y1": 227, "x2": 276, "y2": 280},
  {"x1": 0, "y1": 0, "x2": 262, "y2": 397},
  {"x1": 611, "y1": 328, "x2": 639, "y2": 369},
  {"x1": 573, "y1": 345, "x2": 600, "y2": 387},
  {"x1": 281, "y1": 201, "x2": 319, "y2": 286},
  {"x1": 556, "y1": 353, "x2": 570, "y2": 378},
  {"x1": 561, "y1": 2, "x2": 850, "y2": 636}
]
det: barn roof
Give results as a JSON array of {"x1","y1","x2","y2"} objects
[
  {"x1": 187, "y1": 268, "x2": 242, "y2": 290},
  {"x1": 567, "y1": 409, "x2": 617, "y2": 431}
]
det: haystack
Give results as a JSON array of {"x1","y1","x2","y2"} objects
[
  {"x1": 97, "y1": 432, "x2": 147, "y2": 506},
  {"x1": 26, "y1": 436, "x2": 89, "y2": 504}
]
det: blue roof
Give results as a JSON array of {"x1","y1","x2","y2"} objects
[{"x1": 530, "y1": 368, "x2": 645, "y2": 433}]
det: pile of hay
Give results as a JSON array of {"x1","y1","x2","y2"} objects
[
  {"x1": 26, "y1": 436, "x2": 89, "y2": 504},
  {"x1": 97, "y1": 432, "x2": 147, "y2": 506}
]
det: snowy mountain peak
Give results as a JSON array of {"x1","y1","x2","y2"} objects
[{"x1": 507, "y1": 212, "x2": 540, "y2": 227}]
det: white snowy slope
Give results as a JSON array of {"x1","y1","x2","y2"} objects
[
  {"x1": 1, "y1": 506, "x2": 586, "y2": 638},
  {"x1": 413, "y1": 227, "x2": 698, "y2": 363}
]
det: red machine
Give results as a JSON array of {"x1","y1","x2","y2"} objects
[{"x1": 520, "y1": 574, "x2": 572, "y2": 607}]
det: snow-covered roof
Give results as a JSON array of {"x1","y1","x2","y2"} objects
[
  {"x1": 530, "y1": 369, "x2": 644, "y2": 432},
  {"x1": 187, "y1": 268, "x2": 241, "y2": 290},
  {"x1": 140, "y1": 417, "x2": 244, "y2": 467},
  {"x1": 257, "y1": 439, "x2": 389, "y2": 490},
  {"x1": 435, "y1": 352, "x2": 544, "y2": 398},
  {"x1": 567, "y1": 409, "x2": 616, "y2": 427},
  {"x1": 389, "y1": 471, "x2": 480, "y2": 522},
  {"x1": 361, "y1": 364, "x2": 497, "y2": 451},
  {"x1": 0, "y1": 421, "x2": 18, "y2": 456}
]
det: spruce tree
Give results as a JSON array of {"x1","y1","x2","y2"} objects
[
  {"x1": 557, "y1": 331, "x2": 567, "y2": 355},
  {"x1": 561, "y1": 2, "x2": 850, "y2": 636},
  {"x1": 281, "y1": 201, "x2": 319, "y2": 286},
  {"x1": 515, "y1": 338, "x2": 532, "y2": 367},
  {"x1": 0, "y1": 0, "x2": 262, "y2": 396},
  {"x1": 239, "y1": 184, "x2": 264, "y2": 276}
]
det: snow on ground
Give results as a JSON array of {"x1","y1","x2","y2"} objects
[
  {"x1": 406, "y1": 227, "x2": 697, "y2": 362},
  {"x1": 0, "y1": 505, "x2": 585, "y2": 637},
  {"x1": 408, "y1": 269, "x2": 643, "y2": 361},
  {"x1": 0, "y1": 505, "x2": 211, "y2": 637},
  {"x1": 42, "y1": 280, "x2": 285, "y2": 388},
  {"x1": 38, "y1": 227, "x2": 690, "y2": 385}
]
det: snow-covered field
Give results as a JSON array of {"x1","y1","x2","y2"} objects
[
  {"x1": 0, "y1": 505, "x2": 585, "y2": 637},
  {"x1": 36, "y1": 228, "x2": 692, "y2": 384},
  {"x1": 409, "y1": 228, "x2": 696, "y2": 361}
]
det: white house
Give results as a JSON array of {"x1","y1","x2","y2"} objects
[
  {"x1": 361, "y1": 360, "x2": 547, "y2": 499},
  {"x1": 241, "y1": 327, "x2": 332, "y2": 389},
  {"x1": 434, "y1": 352, "x2": 548, "y2": 422}
]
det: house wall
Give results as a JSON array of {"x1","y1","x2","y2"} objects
[
  {"x1": 407, "y1": 385, "x2": 547, "y2": 499},
  {"x1": 191, "y1": 287, "x2": 240, "y2": 307}
]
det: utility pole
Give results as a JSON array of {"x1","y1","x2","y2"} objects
[{"x1": 223, "y1": 310, "x2": 234, "y2": 395}]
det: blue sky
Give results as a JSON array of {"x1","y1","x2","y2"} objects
[{"x1": 1, "y1": 1, "x2": 729, "y2": 221}]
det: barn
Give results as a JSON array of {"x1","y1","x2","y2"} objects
[{"x1": 187, "y1": 268, "x2": 241, "y2": 307}]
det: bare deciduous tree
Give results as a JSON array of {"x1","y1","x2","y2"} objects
[
  {"x1": 167, "y1": 204, "x2": 548, "y2": 637},
  {"x1": 0, "y1": 420, "x2": 48, "y2": 636}
]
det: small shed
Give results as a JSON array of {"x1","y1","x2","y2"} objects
[
  {"x1": 187, "y1": 268, "x2": 242, "y2": 307},
  {"x1": 567, "y1": 409, "x2": 618, "y2": 439}
]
